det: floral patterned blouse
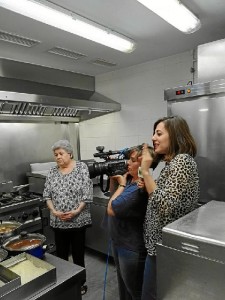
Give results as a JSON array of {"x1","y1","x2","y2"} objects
[
  {"x1": 144, "y1": 154, "x2": 199, "y2": 255},
  {"x1": 43, "y1": 161, "x2": 93, "y2": 229}
]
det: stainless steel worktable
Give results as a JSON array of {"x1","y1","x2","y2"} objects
[
  {"x1": 85, "y1": 184, "x2": 110, "y2": 255},
  {"x1": 157, "y1": 200, "x2": 225, "y2": 300},
  {"x1": 29, "y1": 253, "x2": 85, "y2": 300}
]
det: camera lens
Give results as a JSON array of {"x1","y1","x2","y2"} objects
[{"x1": 86, "y1": 160, "x2": 127, "y2": 178}]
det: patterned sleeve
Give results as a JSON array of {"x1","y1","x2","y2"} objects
[
  {"x1": 151, "y1": 154, "x2": 199, "y2": 215},
  {"x1": 42, "y1": 168, "x2": 54, "y2": 201},
  {"x1": 80, "y1": 162, "x2": 93, "y2": 203}
]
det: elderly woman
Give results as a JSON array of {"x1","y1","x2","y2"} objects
[{"x1": 43, "y1": 139, "x2": 93, "y2": 296}]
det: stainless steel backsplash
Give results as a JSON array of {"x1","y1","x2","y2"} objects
[{"x1": 0, "y1": 122, "x2": 79, "y2": 185}]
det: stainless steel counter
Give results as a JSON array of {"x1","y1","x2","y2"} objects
[
  {"x1": 157, "y1": 200, "x2": 225, "y2": 300},
  {"x1": 28, "y1": 254, "x2": 84, "y2": 300},
  {"x1": 85, "y1": 185, "x2": 111, "y2": 255},
  {"x1": 1, "y1": 253, "x2": 84, "y2": 300},
  {"x1": 0, "y1": 253, "x2": 84, "y2": 300}
]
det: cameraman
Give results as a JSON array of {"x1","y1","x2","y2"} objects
[{"x1": 107, "y1": 146, "x2": 148, "y2": 300}]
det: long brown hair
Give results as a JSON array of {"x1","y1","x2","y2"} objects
[{"x1": 153, "y1": 116, "x2": 197, "y2": 161}]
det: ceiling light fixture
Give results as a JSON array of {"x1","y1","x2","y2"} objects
[
  {"x1": 0, "y1": 0, "x2": 136, "y2": 53},
  {"x1": 199, "y1": 108, "x2": 208, "y2": 112},
  {"x1": 137, "y1": 0, "x2": 201, "y2": 34}
]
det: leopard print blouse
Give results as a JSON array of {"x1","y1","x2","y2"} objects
[
  {"x1": 43, "y1": 161, "x2": 93, "y2": 229},
  {"x1": 144, "y1": 153, "x2": 199, "y2": 256}
]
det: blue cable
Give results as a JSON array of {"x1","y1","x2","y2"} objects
[{"x1": 102, "y1": 239, "x2": 112, "y2": 300}]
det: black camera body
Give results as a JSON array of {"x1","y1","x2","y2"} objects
[
  {"x1": 86, "y1": 146, "x2": 130, "y2": 179},
  {"x1": 86, "y1": 145, "x2": 159, "y2": 179}
]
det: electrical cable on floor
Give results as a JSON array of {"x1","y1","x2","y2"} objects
[{"x1": 102, "y1": 239, "x2": 112, "y2": 300}]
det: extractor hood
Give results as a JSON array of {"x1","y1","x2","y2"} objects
[{"x1": 0, "y1": 58, "x2": 121, "y2": 122}]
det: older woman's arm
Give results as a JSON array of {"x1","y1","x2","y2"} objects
[
  {"x1": 61, "y1": 201, "x2": 87, "y2": 221},
  {"x1": 71, "y1": 201, "x2": 86, "y2": 216},
  {"x1": 46, "y1": 199, "x2": 55, "y2": 213},
  {"x1": 46, "y1": 199, "x2": 64, "y2": 218}
]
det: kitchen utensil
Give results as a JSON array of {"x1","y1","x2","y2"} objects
[
  {"x1": 2, "y1": 231, "x2": 47, "y2": 259},
  {"x1": 12, "y1": 184, "x2": 30, "y2": 193},
  {"x1": 0, "y1": 221, "x2": 22, "y2": 239}
]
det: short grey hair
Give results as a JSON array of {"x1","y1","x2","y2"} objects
[{"x1": 52, "y1": 140, "x2": 74, "y2": 157}]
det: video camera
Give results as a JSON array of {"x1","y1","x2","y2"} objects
[
  {"x1": 86, "y1": 146, "x2": 130, "y2": 179},
  {"x1": 86, "y1": 144, "x2": 158, "y2": 179},
  {"x1": 86, "y1": 144, "x2": 159, "y2": 193}
]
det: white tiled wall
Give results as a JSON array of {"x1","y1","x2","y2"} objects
[{"x1": 79, "y1": 50, "x2": 195, "y2": 162}]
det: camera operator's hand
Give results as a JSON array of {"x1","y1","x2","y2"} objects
[
  {"x1": 108, "y1": 173, "x2": 128, "y2": 216},
  {"x1": 111, "y1": 172, "x2": 128, "y2": 187},
  {"x1": 109, "y1": 173, "x2": 127, "y2": 195}
]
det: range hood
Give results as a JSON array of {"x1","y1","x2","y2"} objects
[{"x1": 0, "y1": 58, "x2": 121, "y2": 122}]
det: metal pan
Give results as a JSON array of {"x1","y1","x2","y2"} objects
[
  {"x1": 2, "y1": 231, "x2": 47, "y2": 259},
  {"x1": 0, "y1": 221, "x2": 22, "y2": 239}
]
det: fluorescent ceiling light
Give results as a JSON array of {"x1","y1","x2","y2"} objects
[
  {"x1": 199, "y1": 108, "x2": 208, "y2": 112},
  {"x1": 137, "y1": 0, "x2": 201, "y2": 34},
  {"x1": 0, "y1": 0, "x2": 135, "y2": 53}
]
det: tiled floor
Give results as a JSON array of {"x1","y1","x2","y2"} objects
[
  {"x1": 69, "y1": 248, "x2": 119, "y2": 300},
  {"x1": 82, "y1": 248, "x2": 119, "y2": 300}
]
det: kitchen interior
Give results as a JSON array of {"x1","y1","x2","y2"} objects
[{"x1": 1, "y1": 0, "x2": 225, "y2": 299}]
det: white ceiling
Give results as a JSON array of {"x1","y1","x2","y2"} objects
[{"x1": 1, "y1": 0, "x2": 225, "y2": 76}]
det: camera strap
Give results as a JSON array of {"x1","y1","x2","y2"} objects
[{"x1": 100, "y1": 174, "x2": 110, "y2": 193}]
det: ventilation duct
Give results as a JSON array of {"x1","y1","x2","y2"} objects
[
  {"x1": 90, "y1": 58, "x2": 117, "y2": 67},
  {"x1": 47, "y1": 46, "x2": 87, "y2": 60},
  {"x1": 0, "y1": 58, "x2": 121, "y2": 122},
  {"x1": 0, "y1": 30, "x2": 40, "y2": 47}
]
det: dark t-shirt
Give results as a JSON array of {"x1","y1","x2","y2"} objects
[{"x1": 108, "y1": 182, "x2": 148, "y2": 252}]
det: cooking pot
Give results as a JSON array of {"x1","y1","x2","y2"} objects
[
  {"x1": 2, "y1": 231, "x2": 47, "y2": 259},
  {"x1": 0, "y1": 221, "x2": 22, "y2": 240}
]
